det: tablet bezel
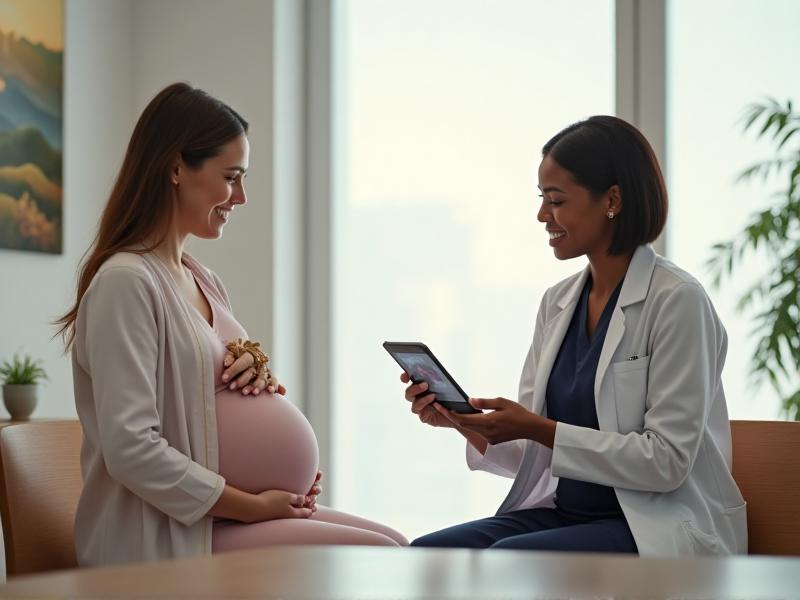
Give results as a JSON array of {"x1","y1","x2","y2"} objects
[{"x1": 383, "y1": 341, "x2": 481, "y2": 414}]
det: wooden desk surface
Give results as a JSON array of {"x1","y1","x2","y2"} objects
[{"x1": 0, "y1": 546, "x2": 798, "y2": 599}]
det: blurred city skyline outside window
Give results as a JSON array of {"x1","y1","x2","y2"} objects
[{"x1": 331, "y1": 0, "x2": 614, "y2": 541}]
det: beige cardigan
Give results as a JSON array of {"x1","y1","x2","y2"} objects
[{"x1": 72, "y1": 251, "x2": 231, "y2": 567}]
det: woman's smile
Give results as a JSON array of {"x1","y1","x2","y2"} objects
[{"x1": 214, "y1": 206, "x2": 231, "y2": 222}]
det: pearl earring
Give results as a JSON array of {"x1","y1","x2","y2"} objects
[{"x1": 607, "y1": 210, "x2": 615, "y2": 219}]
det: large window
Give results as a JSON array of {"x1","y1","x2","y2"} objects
[
  {"x1": 667, "y1": 0, "x2": 800, "y2": 420},
  {"x1": 331, "y1": 0, "x2": 614, "y2": 540}
]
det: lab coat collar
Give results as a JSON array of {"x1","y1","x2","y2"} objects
[
  {"x1": 556, "y1": 244, "x2": 657, "y2": 311},
  {"x1": 618, "y1": 244, "x2": 657, "y2": 308}
]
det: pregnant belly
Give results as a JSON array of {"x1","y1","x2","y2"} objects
[{"x1": 216, "y1": 390, "x2": 319, "y2": 496}]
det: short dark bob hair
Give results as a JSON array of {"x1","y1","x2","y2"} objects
[{"x1": 542, "y1": 115, "x2": 668, "y2": 256}]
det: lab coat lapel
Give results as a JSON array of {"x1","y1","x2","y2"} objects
[
  {"x1": 593, "y1": 245, "x2": 657, "y2": 413},
  {"x1": 594, "y1": 305, "x2": 625, "y2": 406},
  {"x1": 531, "y1": 268, "x2": 589, "y2": 415}
]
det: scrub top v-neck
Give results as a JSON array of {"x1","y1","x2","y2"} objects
[{"x1": 546, "y1": 275, "x2": 625, "y2": 520}]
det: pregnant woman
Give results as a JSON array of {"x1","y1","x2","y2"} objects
[{"x1": 57, "y1": 83, "x2": 406, "y2": 567}]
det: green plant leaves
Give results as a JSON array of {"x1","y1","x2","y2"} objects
[
  {"x1": 0, "y1": 353, "x2": 48, "y2": 385},
  {"x1": 711, "y1": 98, "x2": 800, "y2": 420}
]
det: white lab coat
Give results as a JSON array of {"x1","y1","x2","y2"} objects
[{"x1": 467, "y1": 244, "x2": 748, "y2": 556}]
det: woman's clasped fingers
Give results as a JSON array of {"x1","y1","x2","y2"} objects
[
  {"x1": 307, "y1": 471, "x2": 323, "y2": 498},
  {"x1": 222, "y1": 351, "x2": 254, "y2": 389},
  {"x1": 307, "y1": 478, "x2": 322, "y2": 496},
  {"x1": 232, "y1": 366, "x2": 257, "y2": 390},
  {"x1": 304, "y1": 495, "x2": 318, "y2": 512},
  {"x1": 244, "y1": 376, "x2": 267, "y2": 396},
  {"x1": 289, "y1": 493, "x2": 314, "y2": 517},
  {"x1": 265, "y1": 375, "x2": 281, "y2": 394}
]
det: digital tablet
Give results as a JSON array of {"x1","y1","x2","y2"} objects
[{"x1": 383, "y1": 341, "x2": 481, "y2": 414}]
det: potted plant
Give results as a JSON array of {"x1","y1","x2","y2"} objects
[
  {"x1": 707, "y1": 98, "x2": 800, "y2": 420},
  {"x1": 0, "y1": 353, "x2": 48, "y2": 420}
]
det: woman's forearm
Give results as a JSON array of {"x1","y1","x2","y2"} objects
[{"x1": 207, "y1": 484, "x2": 264, "y2": 523}]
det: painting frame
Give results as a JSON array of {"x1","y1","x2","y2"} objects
[{"x1": 0, "y1": 0, "x2": 64, "y2": 255}]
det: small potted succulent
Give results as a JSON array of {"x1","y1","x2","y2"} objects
[{"x1": 0, "y1": 353, "x2": 48, "y2": 420}]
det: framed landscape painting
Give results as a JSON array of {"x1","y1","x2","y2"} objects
[{"x1": 0, "y1": 0, "x2": 64, "y2": 254}]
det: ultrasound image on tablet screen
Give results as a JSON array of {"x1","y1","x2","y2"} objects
[{"x1": 396, "y1": 353, "x2": 466, "y2": 404}]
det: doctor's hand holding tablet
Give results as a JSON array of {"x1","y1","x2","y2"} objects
[{"x1": 384, "y1": 341, "x2": 556, "y2": 449}]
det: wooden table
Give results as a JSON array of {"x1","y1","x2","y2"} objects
[{"x1": 0, "y1": 546, "x2": 798, "y2": 599}]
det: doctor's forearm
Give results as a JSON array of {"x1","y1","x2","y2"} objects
[
  {"x1": 458, "y1": 427, "x2": 488, "y2": 455},
  {"x1": 525, "y1": 414, "x2": 557, "y2": 449}
]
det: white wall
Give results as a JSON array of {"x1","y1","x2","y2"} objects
[
  {"x1": 0, "y1": 0, "x2": 134, "y2": 420},
  {"x1": 0, "y1": 0, "x2": 135, "y2": 577},
  {"x1": 131, "y1": 0, "x2": 276, "y2": 357}
]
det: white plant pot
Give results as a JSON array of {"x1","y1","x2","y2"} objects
[{"x1": 2, "y1": 384, "x2": 39, "y2": 420}]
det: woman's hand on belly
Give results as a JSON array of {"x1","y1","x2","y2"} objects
[
  {"x1": 303, "y1": 471, "x2": 323, "y2": 512},
  {"x1": 209, "y1": 484, "x2": 314, "y2": 523},
  {"x1": 222, "y1": 349, "x2": 287, "y2": 396},
  {"x1": 256, "y1": 489, "x2": 315, "y2": 521}
]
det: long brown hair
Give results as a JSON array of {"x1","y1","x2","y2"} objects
[{"x1": 55, "y1": 82, "x2": 248, "y2": 349}]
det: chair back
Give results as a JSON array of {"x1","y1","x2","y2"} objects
[
  {"x1": 0, "y1": 420, "x2": 82, "y2": 574},
  {"x1": 731, "y1": 419, "x2": 800, "y2": 555}
]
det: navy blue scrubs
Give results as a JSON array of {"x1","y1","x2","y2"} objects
[
  {"x1": 412, "y1": 276, "x2": 638, "y2": 552},
  {"x1": 545, "y1": 276, "x2": 625, "y2": 519}
]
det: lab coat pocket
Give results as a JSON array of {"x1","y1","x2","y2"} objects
[
  {"x1": 681, "y1": 520, "x2": 721, "y2": 555},
  {"x1": 723, "y1": 502, "x2": 748, "y2": 553},
  {"x1": 612, "y1": 355, "x2": 649, "y2": 433}
]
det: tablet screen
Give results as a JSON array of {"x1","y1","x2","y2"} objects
[{"x1": 394, "y1": 352, "x2": 468, "y2": 405}]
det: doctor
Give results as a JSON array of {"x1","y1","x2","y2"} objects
[{"x1": 402, "y1": 115, "x2": 747, "y2": 556}]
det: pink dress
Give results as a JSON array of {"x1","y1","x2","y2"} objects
[{"x1": 185, "y1": 258, "x2": 407, "y2": 550}]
